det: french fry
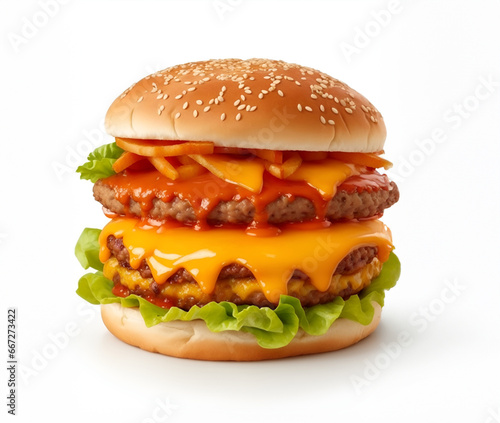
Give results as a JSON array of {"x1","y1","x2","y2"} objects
[
  {"x1": 189, "y1": 154, "x2": 265, "y2": 193},
  {"x1": 264, "y1": 152, "x2": 302, "y2": 179},
  {"x1": 116, "y1": 138, "x2": 214, "y2": 157},
  {"x1": 112, "y1": 152, "x2": 144, "y2": 173},
  {"x1": 177, "y1": 155, "x2": 197, "y2": 165},
  {"x1": 328, "y1": 152, "x2": 392, "y2": 169},
  {"x1": 249, "y1": 149, "x2": 283, "y2": 164},
  {"x1": 177, "y1": 163, "x2": 206, "y2": 180},
  {"x1": 148, "y1": 157, "x2": 179, "y2": 180},
  {"x1": 264, "y1": 162, "x2": 284, "y2": 179}
]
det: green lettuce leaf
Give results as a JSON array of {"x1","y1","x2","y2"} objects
[
  {"x1": 75, "y1": 228, "x2": 103, "y2": 271},
  {"x1": 75, "y1": 228, "x2": 401, "y2": 349},
  {"x1": 76, "y1": 142, "x2": 123, "y2": 182}
]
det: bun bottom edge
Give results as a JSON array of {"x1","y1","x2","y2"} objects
[{"x1": 100, "y1": 302, "x2": 382, "y2": 361}]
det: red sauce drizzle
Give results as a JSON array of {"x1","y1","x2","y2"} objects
[
  {"x1": 112, "y1": 283, "x2": 130, "y2": 298},
  {"x1": 112, "y1": 280, "x2": 175, "y2": 308},
  {"x1": 101, "y1": 169, "x2": 391, "y2": 230}
]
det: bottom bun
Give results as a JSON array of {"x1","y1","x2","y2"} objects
[{"x1": 101, "y1": 302, "x2": 382, "y2": 361}]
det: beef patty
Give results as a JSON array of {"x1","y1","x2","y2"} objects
[
  {"x1": 106, "y1": 235, "x2": 379, "y2": 308},
  {"x1": 94, "y1": 179, "x2": 399, "y2": 224}
]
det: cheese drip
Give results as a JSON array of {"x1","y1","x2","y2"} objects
[{"x1": 99, "y1": 218, "x2": 393, "y2": 304}]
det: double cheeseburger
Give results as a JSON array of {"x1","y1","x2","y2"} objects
[{"x1": 75, "y1": 58, "x2": 400, "y2": 361}]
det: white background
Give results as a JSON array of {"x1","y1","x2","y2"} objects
[{"x1": 2, "y1": 0, "x2": 500, "y2": 421}]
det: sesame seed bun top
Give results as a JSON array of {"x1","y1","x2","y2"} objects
[{"x1": 105, "y1": 58, "x2": 386, "y2": 152}]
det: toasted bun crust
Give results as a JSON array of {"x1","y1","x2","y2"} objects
[
  {"x1": 105, "y1": 58, "x2": 386, "y2": 152},
  {"x1": 100, "y1": 302, "x2": 381, "y2": 361}
]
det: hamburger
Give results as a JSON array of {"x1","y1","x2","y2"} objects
[{"x1": 75, "y1": 58, "x2": 400, "y2": 361}]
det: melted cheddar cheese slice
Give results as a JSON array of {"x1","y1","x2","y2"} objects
[
  {"x1": 286, "y1": 159, "x2": 358, "y2": 198},
  {"x1": 99, "y1": 218, "x2": 393, "y2": 304}
]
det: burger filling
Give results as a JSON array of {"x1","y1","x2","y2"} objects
[
  {"x1": 105, "y1": 255, "x2": 383, "y2": 310},
  {"x1": 85, "y1": 144, "x2": 398, "y2": 312},
  {"x1": 105, "y1": 234, "x2": 380, "y2": 309},
  {"x1": 94, "y1": 170, "x2": 399, "y2": 228}
]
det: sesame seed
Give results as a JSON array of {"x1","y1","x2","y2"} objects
[
  {"x1": 320, "y1": 116, "x2": 326, "y2": 124},
  {"x1": 240, "y1": 95, "x2": 246, "y2": 101},
  {"x1": 175, "y1": 94, "x2": 183, "y2": 100},
  {"x1": 196, "y1": 100, "x2": 203, "y2": 105},
  {"x1": 193, "y1": 110, "x2": 198, "y2": 117},
  {"x1": 156, "y1": 94, "x2": 163, "y2": 99},
  {"x1": 188, "y1": 87, "x2": 196, "y2": 92},
  {"x1": 175, "y1": 112, "x2": 181, "y2": 119},
  {"x1": 340, "y1": 99, "x2": 347, "y2": 107},
  {"x1": 305, "y1": 106, "x2": 313, "y2": 112},
  {"x1": 297, "y1": 104, "x2": 303, "y2": 112},
  {"x1": 295, "y1": 81, "x2": 301, "y2": 86},
  {"x1": 236, "y1": 113, "x2": 242, "y2": 121},
  {"x1": 245, "y1": 90, "x2": 252, "y2": 94},
  {"x1": 221, "y1": 113, "x2": 226, "y2": 121},
  {"x1": 311, "y1": 94, "x2": 318, "y2": 99},
  {"x1": 183, "y1": 102, "x2": 189, "y2": 110},
  {"x1": 278, "y1": 90, "x2": 284, "y2": 97},
  {"x1": 328, "y1": 120, "x2": 335, "y2": 125},
  {"x1": 345, "y1": 108, "x2": 353, "y2": 114},
  {"x1": 237, "y1": 104, "x2": 245, "y2": 110},
  {"x1": 261, "y1": 90, "x2": 268, "y2": 94},
  {"x1": 331, "y1": 107, "x2": 339, "y2": 114},
  {"x1": 221, "y1": 85, "x2": 227, "y2": 92},
  {"x1": 258, "y1": 93, "x2": 264, "y2": 99},
  {"x1": 214, "y1": 98, "x2": 219, "y2": 105},
  {"x1": 361, "y1": 105, "x2": 368, "y2": 113},
  {"x1": 137, "y1": 96, "x2": 144, "y2": 103},
  {"x1": 370, "y1": 115, "x2": 376, "y2": 122},
  {"x1": 234, "y1": 99, "x2": 241, "y2": 106},
  {"x1": 204, "y1": 106, "x2": 211, "y2": 112},
  {"x1": 218, "y1": 95, "x2": 224, "y2": 102},
  {"x1": 184, "y1": 81, "x2": 192, "y2": 85},
  {"x1": 163, "y1": 94, "x2": 169, "y2": 100},
  {"x1": 246, "y1": 105, "x2": 251, "y2": 111},
  {"x1": 334, "y1": 97, "x2": 339, "y2": 103},
  {"x1": 320, "y1": 105, "x2": 325, "y2": 112},
  {"x1": 209, "y1": 99, "x2": 214, "y2": 105},
  {"x1": 250, "y1": 106, "x2": 257, "y2": 111}
]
